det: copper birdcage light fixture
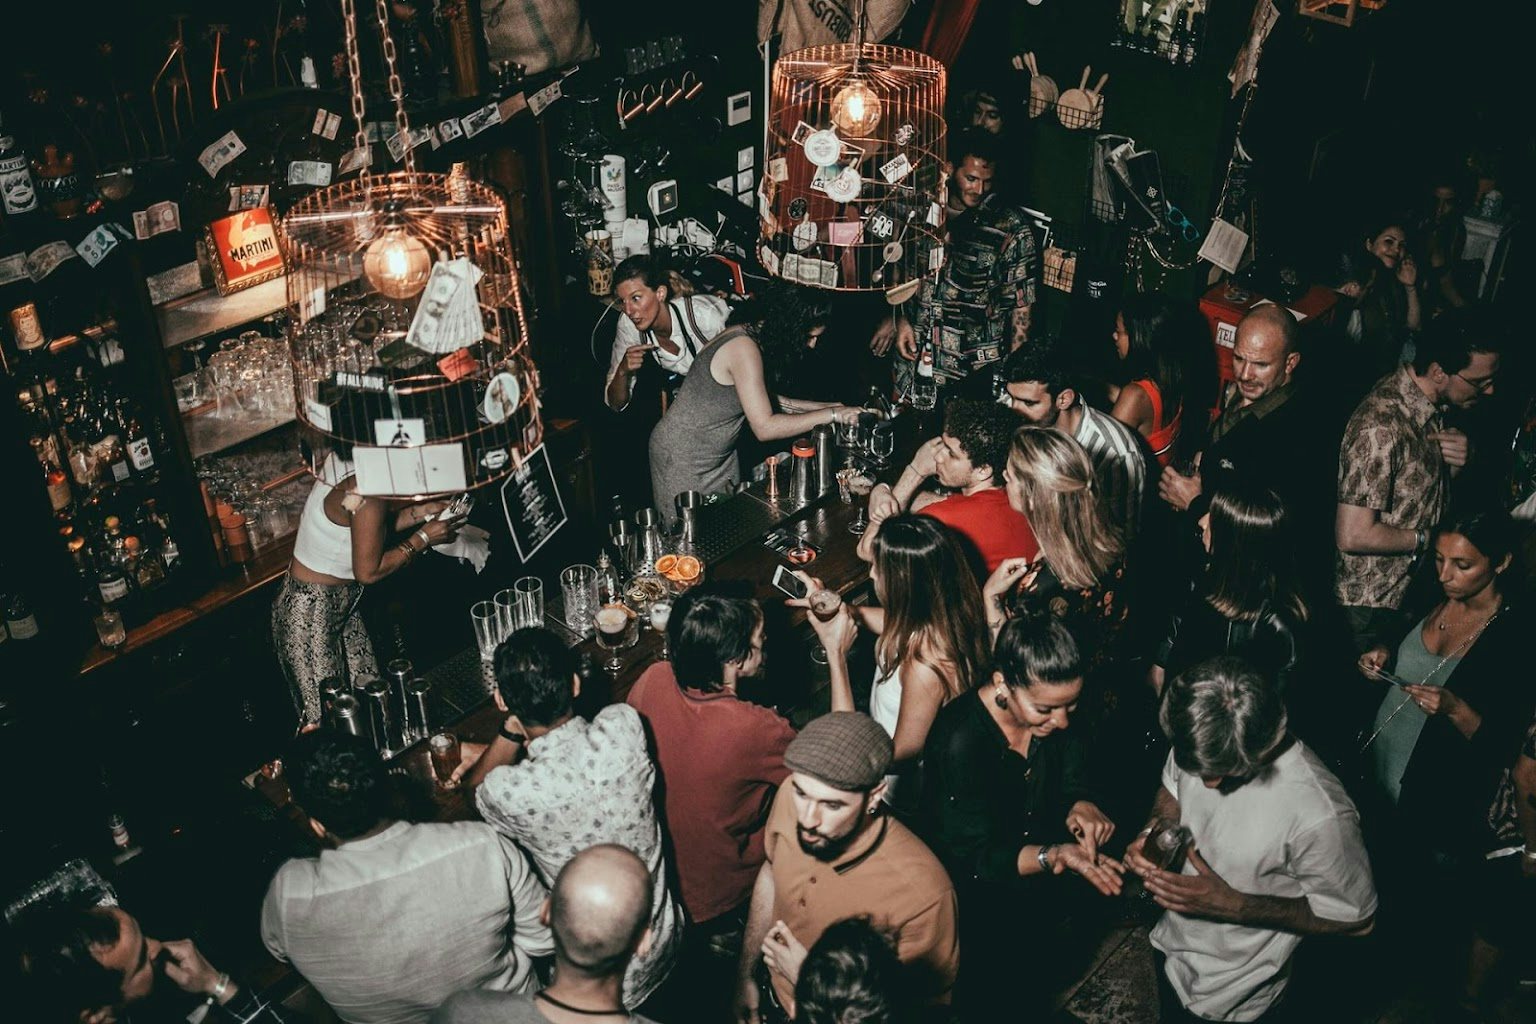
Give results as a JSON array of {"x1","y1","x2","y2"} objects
[
  {"x1": 760, "y1": 4, "x2": 947, "y2": 297},
  {"x1": 279, "y1": 0, "x2": 539, "y2": 498}
]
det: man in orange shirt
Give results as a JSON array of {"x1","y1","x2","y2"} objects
[{"x1": 732, "y1": 713, "x2": 959, "y2": 1023}]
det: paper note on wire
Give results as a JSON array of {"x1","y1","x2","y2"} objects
[
  {"x1": 404, "y1": 258, "x2": 485, "y2": 354},
  {"x1": 1197, "y1": 218, "x2": 1250, "y2": 274}
]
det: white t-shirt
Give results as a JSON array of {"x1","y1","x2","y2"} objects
[
  {"x1": 604, "y1": 294, "x2": 730, "y2": 409},
  {"x1": 1151, "y1": 742, "x2": 1377, "y2": 1022}
]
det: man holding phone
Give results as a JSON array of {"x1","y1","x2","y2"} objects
[{"x1": 1126, "y1": 657, "x2": 1376, "y2": 1023}]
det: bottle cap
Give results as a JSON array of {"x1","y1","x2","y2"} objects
[
  {"x1": 792, "y1": 439, "x2": 816, "y2": 458},
  {"x1": 104, "y1": 516, "x2": 120, "y2": 529},
  {"x1": 123, "y1": 537, "x2": 141, "y2": 553}
]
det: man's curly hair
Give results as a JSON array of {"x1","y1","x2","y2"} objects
[
  {"x1": 286, "y1": 730, "x2": 386, "y2": 839},
  {"x1": 942, "y1": 398, "x2": 1016, "y2": 484}
]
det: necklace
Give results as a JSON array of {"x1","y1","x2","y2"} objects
[
  {"x1": 1436, "y1": 599, "x2": 1495, "y2": 631},
  {"x1": 1359, "y1": 606, "x2": 1501, "y2": 751},
  {"x1": 536, "y1": 991, "x2": 630, "y2": 1018}
]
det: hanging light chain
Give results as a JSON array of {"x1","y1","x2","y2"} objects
[
  {"x1": 373, "y1": 0, "x2": 415, "y2": 175},
  {"x1": 340, "y1": 0, "x2": 371, "y2": 184}
]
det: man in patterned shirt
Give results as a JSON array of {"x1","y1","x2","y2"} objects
[
  {"x1": 1335, "y1": 309, "x2": 1501, "y2": 650},
  {"x1": 872, "y1": 128, "x2": 1038, "y2": 402},
  {"x1": 461, "y1": 627, "x2": 682, "y2": 1009}
]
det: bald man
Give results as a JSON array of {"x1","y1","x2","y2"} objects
[{"x1": 433, "y1": 844, "x2": 658, "y2": 1024}]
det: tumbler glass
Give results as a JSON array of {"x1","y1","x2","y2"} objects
[
  {"x1": 427, "y1": 731, "x2": 462, "y2": 787},
  {"x1": 649, "y1": 599, "x2": 673, "y2": 660},
  {"x1": 470, "y1": 601, "x2": 500, "y2": 662},
  {"x1": 512, "y1": 576, "x2": 544, "y2": 630},
  {"x1": 94, "y1": 608, "x2": 126, "y2": 649},
  {"x1": 492, "y1": 588, "x2": 517, "y2": 641},
  {"x1": 560, "y1": 565, "x2": 599, "y2": 638}
]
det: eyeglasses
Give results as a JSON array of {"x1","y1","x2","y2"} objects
[
  {"x1": 1165, "y1": 203, "x2": 1202, "y2": 243},
  {"x1": 1454, "y1": 372, "x2": 1495, "y2": 394}
]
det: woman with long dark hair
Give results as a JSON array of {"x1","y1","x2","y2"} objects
[
  {"x1": 648, "y1": 282, "x2": 851, "y2": 519},
  {"x1": 800, "y1": 514, "x2": 991, "y2": 811},
  {"x1": 1340, "y1": 216, "x2": 1422, "y2": 385},
  {"x1": 1108, "y1": 293, "x2": 1211, "y2": 468},
  {"x1": 1356, "y1": 510, "x2": 1533, "y2": 1017},
  {"x1": 1148, "y1": 481, "x2": 1309, "y2": 696}
]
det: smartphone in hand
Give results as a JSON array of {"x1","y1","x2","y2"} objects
[{"x1": 772, "y1": 564, "x2": 809, "y2": 600}]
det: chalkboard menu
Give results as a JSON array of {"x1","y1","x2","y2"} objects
[{"x1": 499, "y1": 443, "x2": 567, "y2": 562}]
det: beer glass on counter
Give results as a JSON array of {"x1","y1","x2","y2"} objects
[
  {"x1": 470, "y1": 601, "x2": 499, "y2": 662},
  {"x1": 427, "y1": 731, "x2": 462, "y2": 787}
]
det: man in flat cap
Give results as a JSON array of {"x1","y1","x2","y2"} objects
[{"x1": 732, "y1": 712, "x2": 959, "y2": 1024}]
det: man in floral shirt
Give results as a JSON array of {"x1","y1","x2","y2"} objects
[
  {"x1": 873, "y1": 128, "x2": 1038, "y2": 402},
  {"x1": 1335, "y1": 311, "x2": 1500, "y2": 650},
  {"x1": 464, "y1": 627, "x2": 681, "y2": 1009}
]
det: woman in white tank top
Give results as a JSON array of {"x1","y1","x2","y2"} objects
[
  {"x1": 272, "y1": 453, "x2": 467, "y2": 725},
  {"x1": 799, "y1": 514, "x2": 992, "y2": 812}
]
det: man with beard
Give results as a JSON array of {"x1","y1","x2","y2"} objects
[
  {"x1": 626, "y1": 587, "x2": 796, "y2": 930},
  {"x1": 15, "y1": 900, "x2": 289, "y2": 1024},
  {"x1": 732, "y1": 713, "x2": 958, "y2": 1023}
]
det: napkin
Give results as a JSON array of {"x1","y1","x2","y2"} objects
[{"x1": 432, "y1": 523, "x2": 491, "y2": 573}]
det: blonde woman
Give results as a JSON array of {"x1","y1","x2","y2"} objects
[{"x1": 983, "y1": 427, "x2": 1130, "y2": 673}]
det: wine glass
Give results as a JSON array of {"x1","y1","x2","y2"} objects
[
  {"x1": 595, "y1": 603, "x2": 639, "y2": 673},
  {"x1": 649, "y1": 600, "x2": 673, "y2": 660}
]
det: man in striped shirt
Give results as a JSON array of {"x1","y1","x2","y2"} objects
[{"x1": 996, "y1": 343, "x2": 1147, "y2": 541}]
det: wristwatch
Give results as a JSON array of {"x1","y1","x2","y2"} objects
[{"x1": 499, "y1": 725, "x2": 527, "y2": 745}]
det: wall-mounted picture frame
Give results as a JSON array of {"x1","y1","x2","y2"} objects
[{"x1": 203, "y1": 208, "x2": 287, "y2": 296}]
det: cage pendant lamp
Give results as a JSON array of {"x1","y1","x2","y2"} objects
[
  {"x1": 760, "y1": 0, "x2": 946, "y2": 295},
  {"x1": 279, "y1": 0, "x2": 540, "y2": 498}
]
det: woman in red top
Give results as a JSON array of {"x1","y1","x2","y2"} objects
[{"x1": 1108, "y1": 293, "x2": 1212, "y2": 468}]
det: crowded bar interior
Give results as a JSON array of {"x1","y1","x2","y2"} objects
[{"x1": 1, "y1": 0, "x2": 1531, "y2": 1021}]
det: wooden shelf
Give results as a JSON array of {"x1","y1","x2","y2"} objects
[
  {"x1": 79, "y1": 534, "x2": 296, "y2": 676},
  {"x1": 183, "y1": 404, "x2": 297, "y2": 460},
  {"x1": 156, "y1": 277, "x2": 292, "y2": 351}
]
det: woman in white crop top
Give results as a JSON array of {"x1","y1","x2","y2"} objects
[
  {"x1": 271, "y1": 455, "x2": 467, "y2": 724},
  {"x1": 793, "y1": 514, "x2": 992, "y2": 812}
]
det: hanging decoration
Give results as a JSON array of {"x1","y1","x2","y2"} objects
[
  {"x1": 1297, "y1": 0, "x2": 1386, "y2": 28},
  {"x1": 281, "y1": 0, "x2": 540, "y2": 498},
  {"x1": 760, "y1": 0, "x2": 947, "y2": 294}
]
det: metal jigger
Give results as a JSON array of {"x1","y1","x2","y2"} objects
[
  {"x1": 676, "y1": 491, "x2": 701, "y2": 545},
  {"x1": 765, "y1": 455, "x2": 780, "y2": 502}
]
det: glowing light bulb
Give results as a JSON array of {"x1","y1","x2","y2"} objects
[
  {"x1": 830, "y1": 80, "x2": 881, "y2": 137},
  {"x1": 363, "y1": 228, "x2": 432, "y2": 300}
]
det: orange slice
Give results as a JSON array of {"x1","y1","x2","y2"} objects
[
  {"x1": 654, "y1": 554, "x2": 678, "y2": 576},
  {"x1": 675, "y1": 555, "x2": 701, "y2": 581}
]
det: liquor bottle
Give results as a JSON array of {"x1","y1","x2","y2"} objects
[
  {"x1": 121, "y1": 402, "x2": 158, "y2": 482},
  {"x1": 91, "y1": 404, "x2": 131, "y2": 485},
  {"x1": 1182, "y1": 5, "x2": 1203, "y2": 65},
  {"x1": 1166, "y1": 2, "x2": 1188, "y2": 64},
  {"x1": 0, "y1": 113, "x2": 40, "y2": 220},
  {"x1": 145, "y1": 499, "x2": 181, "y2": 575},
  {"x1": 66, "y1": 535, "x2": 93, "y2": 581},
  {"x1": 127, "y1": 536, "x2": 165, "y2": 593},
  {"x1": 33, "y1": 436, "x2": 72, "y2": 513},
  {"x1": 911, "y1": 332, "x2": 938, "y2": 411},
  {"x1": 4, "y1": 590, "x2": 39, "y2": 640}
]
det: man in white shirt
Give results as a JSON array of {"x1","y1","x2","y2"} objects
[
  {"x1": 997, "y1": 342, "x2": 1147, "y2": 541},
  {"x1": 604, "y1": 255, "x2": 729, "y2": 411},
  {"x1": 261, "y1": 731, "x2": 553, "y2": 1024},
  {"x1": 1127, "y1": 656, "x2": 1377, "y2": 1023}
]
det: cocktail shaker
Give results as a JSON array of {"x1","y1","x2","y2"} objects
[
  {"x1": 813, "y1": 425, "x2": 835, "y2": 496},
  {"x1": 330, "y1": 693, "x2": 365, "y2": 736},
  {"x1": 790, "y1": 438, "x2": 816, "y2": 505}
]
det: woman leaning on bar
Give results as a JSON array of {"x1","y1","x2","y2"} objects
[
  {"x1": 271, "y1": 450, "x2": 468, "y2": 726},
  {"x1": 647, "y1": 281, "x2": 852, "y2": 521}
]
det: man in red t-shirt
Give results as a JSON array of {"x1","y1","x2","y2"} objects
[
  {"x1": 859, "y1": 398, "x2": 1038, "y2": 574},
  {"x1": 626, "y1": 589, "x2": 796, "y2": 928}
]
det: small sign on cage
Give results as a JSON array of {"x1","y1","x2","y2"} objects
[
  {"x1": 204, "y1": 208, "x2": 286, "y2": 296},
  {"x1": 375, "y1": 418, "x2": 427, "y2": 447},
  {"x1": 1042, "y1": 246, "x2": 1077, "y2": 293}
]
